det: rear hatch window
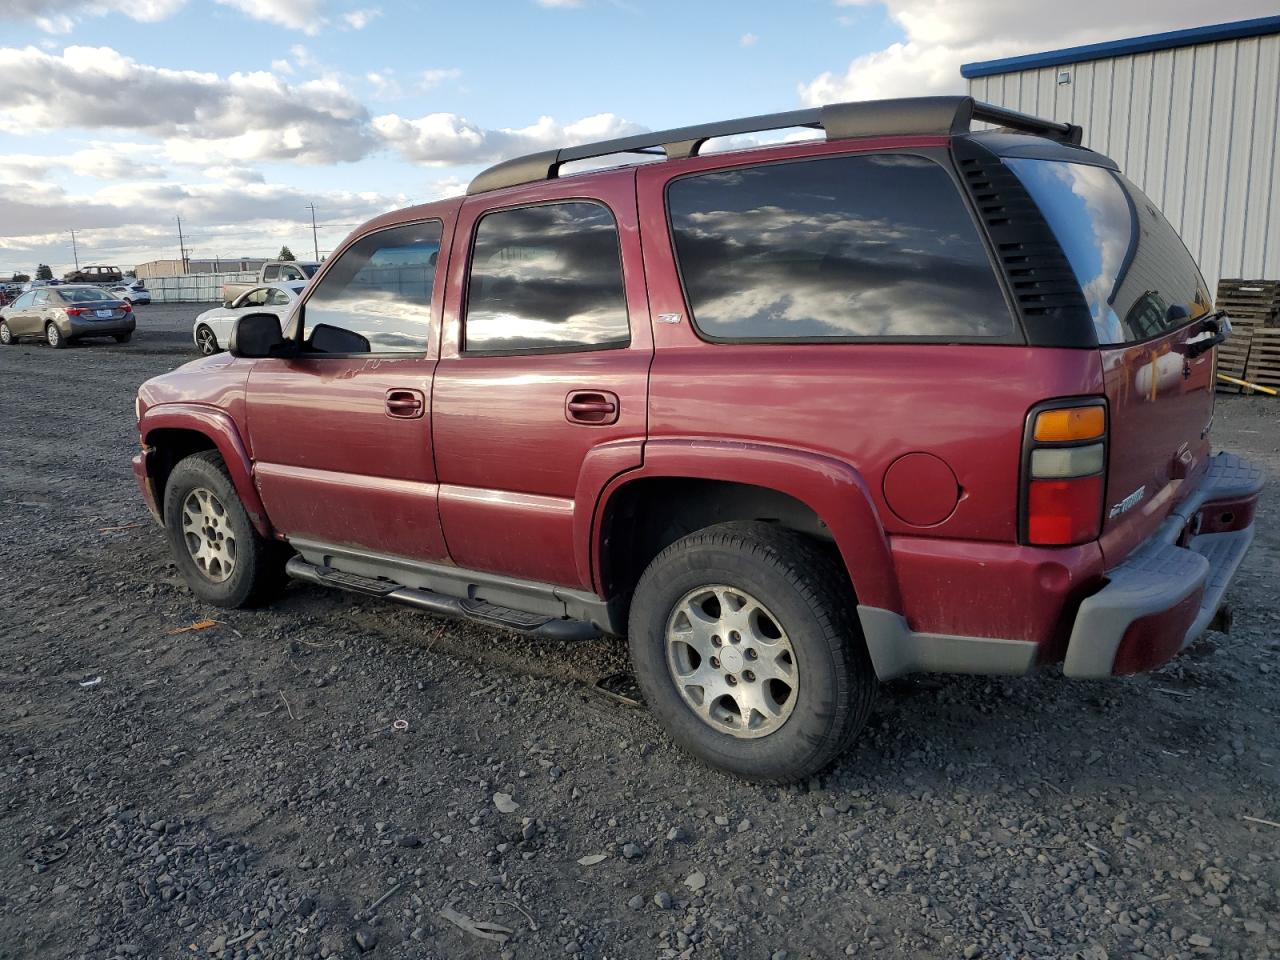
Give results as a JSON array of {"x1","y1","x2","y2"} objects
[{"x1": 1006, "y1": 159, "x2": 1211, "y2": 344}]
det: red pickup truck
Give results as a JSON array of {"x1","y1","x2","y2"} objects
[{"x1": 133, "y1": 96, "x2": 1262, "y2": 783}]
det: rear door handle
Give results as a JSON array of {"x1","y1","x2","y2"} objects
[
  {"x1": 385, "y1": 388, "x2": 425, "y2": 419},
  {"x1": 566, "y1": 390, "x2": 620, "y2": 425}
]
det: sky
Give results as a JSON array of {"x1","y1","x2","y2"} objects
[{"x1": 0, "y1": 0, "x2": 1275, "y2": 277}]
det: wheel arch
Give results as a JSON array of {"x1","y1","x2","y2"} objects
[
  {"x1": 141, "y1": 405, "x2": 273, "y2": 537},
  {"x1": 592, "y1": 439, "x2": 901, "y2": 616}
]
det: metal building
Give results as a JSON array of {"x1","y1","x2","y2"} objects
[{"x1": 962, "y1": 15, "x2": 1280, "y2": 291}]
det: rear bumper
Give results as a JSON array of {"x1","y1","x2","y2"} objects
[
  {"x1": 1062, "y1": 452, "x2": 1263, "y2": 678},
  {"x1": 63, "y1": 316, "x2": 135, "y2": 337},
  {"x1": 859, "y1": 451, "x2": 1262, "y2": 681}
]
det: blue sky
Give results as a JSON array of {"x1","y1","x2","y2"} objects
[{"x1": 0, "y1": 0, "x2": 1271, "y2": 276}]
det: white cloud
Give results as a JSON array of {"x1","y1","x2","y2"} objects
[
  {"x1": 426, "y1": 177, "x2": 468, "y2": 200},
  {"x1": 420, "y1": 67, "x2": 462, "y2": 91},
  {"x1": 803, "y1": 0, "x2": 1280, "y2": 103},
  {"x1": 214, "y1": 0, "x2": 326, "y2": 33},
  {"x1": 536, "y1": 0, "x2": 585, "y2": 7},
  {"x1": 740, "y1": 32, "x2": 758, "y2": 47},
  {"x1": 342, "y1": 6, "x2": 380, "y2": 28},
  {"x1": 0, "y1": 46, "x2": 373, "y2": 164},
  {"x1": 372, "y1": 111, "x2": 645, "y2": 166},
  {"x1": 270, "y1": 58, "x2": 293, "y2": 74}
]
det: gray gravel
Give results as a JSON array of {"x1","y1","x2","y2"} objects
[{"x1": 1, "y1": 313, "x2": 1279, "y2": 959}]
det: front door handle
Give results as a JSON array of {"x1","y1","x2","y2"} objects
[
  {"x1": 385, "y1": 388, "x2": 425, "y2": 419},
  {"x1": 566, "y1": 390, "x2": 620, "y2": 425}
]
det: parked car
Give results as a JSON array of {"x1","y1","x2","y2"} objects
[
  {"x1": 131, "y1": 96, "x2": 1261, "y2": 783},
  {"x1": 192, "y1": 282, "x2": 305, "y2": 355},
  {"x1": 110, "y1": 279, "x2": 152, "y2": 305},
  {"x1": 1, "y1": 284, "x2": 134, "y2": 347},
  {"x1": 221, "y1": 260, "x2": 319, "y2": 304},
  {"x1": 64, "y1": 265, "x2": 123, "y2": 285}
]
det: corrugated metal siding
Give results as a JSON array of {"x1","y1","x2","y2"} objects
[{"x1": 967, "y1": 31, "x2": 1280, "y2": 290}]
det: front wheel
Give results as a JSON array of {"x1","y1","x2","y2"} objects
[
  {"x1": 627, "y1": 522, "x2": 876, "y2": 783},
  {"x1": 162, "y1": 451, "x2": 288, "y2": 607},
  {"x1": 45, "y1": 323, "x2": 66, "y2": 349},
  {"x1": 0, "y1": 321, "x2": 13, "y2": 345},
  {"x1": 195, "y1": 324, "x2": 219, "y2": 355}
]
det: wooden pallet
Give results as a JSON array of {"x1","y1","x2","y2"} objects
[
  {"x1": 1244, "y1": 327, "x2": 1280, "y2": 388},
  {"x1": 1214, "y1": 316, "x2": 1263, "y2": 391},
  {"x1": 1216, "y1": 279, "x2": 1280, "y2": 325}
]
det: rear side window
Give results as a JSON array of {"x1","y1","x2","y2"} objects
[
  {"x1": 465, "y1": 201, "x2": 630, "y2": 354},
  {"x1": 303, "y1": 220, "x2": 441, "y2": 353},
  {"x1": 667, "y1": 153, "x2": 1013, "y2": 341},
  {"x1": 1007, "y1": 159, "x2": 1210, "y2": 345}
]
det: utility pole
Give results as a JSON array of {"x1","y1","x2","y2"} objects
[
  {"x1": 70, "y1": 229, "x2": 80, "y2": 270},
  {"x1": 306, "y1": 203, "x2": 320, "y2": 261},
  {"x1": 176, "y1": 215, "x2": 189, "y2": 273}
]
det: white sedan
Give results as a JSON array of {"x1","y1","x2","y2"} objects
[{"x1": 192, "y1": 282, "x2": 305, "y2": 355}]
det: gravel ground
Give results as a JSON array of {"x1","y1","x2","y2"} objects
[{"x1": 1, "y1": 304, "x2": 1278, "y2": 960}]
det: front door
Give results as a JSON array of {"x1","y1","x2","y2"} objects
[
  {"x1": 245, "y1": 214, "x2": 454, "y2": 562},
  {"x1": 431, "y1": 174, "x2": 652, "y2": 589}
]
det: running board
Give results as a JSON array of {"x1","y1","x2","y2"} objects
[{"x1": 285, "y1": 557, "x2": 601, "y2": 641}]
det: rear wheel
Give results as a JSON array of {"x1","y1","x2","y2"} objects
[
  {"x1": 195, "y1": 324, "x2": 219, "y2": 355},
  {"x1": 113, "y1": 332, "x2": 133, "y2": 343},
  {"x1": 45, "y1": 323, "x2": 66, "y2": 349},
  {"x1": 627, "y1": 522, "x2": 876, "y2": 783},
  {"x1": 0, "y1": 321, "x2": 12, "y2": 345},
  {"x1": 162, "y1": 451, "x2": 288, "y2": 607}
]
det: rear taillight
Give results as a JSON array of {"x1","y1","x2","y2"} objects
[
  {"x1": 1023, "y1": 400, "x2": 1107, "y2": 546},
  {"x1": 122, "y1": 301, "x2": 132, "y2": 312},
  {"x1": 66, "y1": 307, "x2": 85, "y2": 316}
]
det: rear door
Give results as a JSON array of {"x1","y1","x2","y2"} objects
[
  {"x1": 431, "y1": 173, "x2": 651, "y2": 589},
  {"x1": 1008, "y1": 158, "x2": 1215, "y2": 562}
]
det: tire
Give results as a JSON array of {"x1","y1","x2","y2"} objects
[
  {"x1": 195, "y1": 324, "x2": 219, "y2": 355},
  {"x1": 162, "y1": 451, "x2": 289, "y2": 608},
  {"x1": 627, "y1": 522, "x2": 876, "y2": 783},
  {"x1": 113, "y1": 332, "x2": 133, "y2": 343},
  {"x1": 45, "y1": 322, "x2": 66, "y2": 349},
  {"x1": 0, "y1": 321, "x2": 12, "y2": 345}
]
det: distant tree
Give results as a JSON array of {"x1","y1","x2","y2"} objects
[
  {"x1": 277, "y1": 246, "x2": 296, "y2": 261},
  {"x1": 35, "y1": 264, "x2": 53, "y2": 280},
  {"x1": 12, "y1": 273, "x2": 30, "y2": 283},
  {"x1": 124, "y1": 269, "x2": 137, "y2": 279}
]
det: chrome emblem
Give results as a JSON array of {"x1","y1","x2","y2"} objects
[
  {"x1": 1108, "y1": 486, "x2": 1146, "y2": 520},
  {"x1": 657, "y1": 312, "x2": 682, "y2": 324}
]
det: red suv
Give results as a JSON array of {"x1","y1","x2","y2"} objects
[{"x1": 133, "y1": 96, "x2": 1262, "y2": 783}]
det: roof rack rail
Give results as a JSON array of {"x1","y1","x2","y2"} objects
[{"x1": 466, "y1": 95, "x2": 1083, "y2": 195}]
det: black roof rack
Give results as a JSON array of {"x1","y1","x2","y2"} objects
[{"x1": 466, "y1": 96, "x2": 1083, "y2": 195}]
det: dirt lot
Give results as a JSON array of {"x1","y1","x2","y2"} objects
[{"x1": 1, "y1": 304, "x2": 1278, "y2": 960}]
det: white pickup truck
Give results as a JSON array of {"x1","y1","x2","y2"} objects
[{"x1": 221, "y1": 260, "x2": 320, "y2": 304}]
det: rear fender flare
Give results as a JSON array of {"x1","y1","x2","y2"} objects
[
  {"x1": 591, "y1": 438, "x2": 902, "y2": 612},
  {"x1": 141, "y1": 404, "x2": 273, "y2": 537}
]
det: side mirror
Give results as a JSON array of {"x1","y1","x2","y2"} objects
[
  {"x1": 307, "y1": 323, "x2": 371, "y2": 354},
  {"x1": 229, "y1": 312, "x2": 294, "y2": 358},
  {"x1": 222, "y1": 299, "x2": 234, "y2": 309}
]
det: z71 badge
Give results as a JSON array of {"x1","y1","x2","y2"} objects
[{"x1": 1108, "y1": 486, "x2": 1146, "y2": 520}]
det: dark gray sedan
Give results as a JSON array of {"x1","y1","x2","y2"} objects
[{"x1": 0, "y1": 285, "x2": 136, "y2": 348}]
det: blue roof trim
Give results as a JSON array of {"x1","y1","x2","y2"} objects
[{"x1": 961, "y1": 15, "x2": 1280, "y2": 78}]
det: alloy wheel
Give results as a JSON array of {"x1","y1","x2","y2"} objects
[
  {"x1": 665, "y1": 585, "x2": 799, "y2": 739},
  {"x1": 180, "y1": 487, "x2": 238, "y2": 582},
  {"x1": 196, "y1": 326, "x2": 218, "y2": 355}
]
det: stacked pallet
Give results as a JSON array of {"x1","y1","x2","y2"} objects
[
  {"x1": 1245, "y1": 327, "x2": 1280, "y2": 389},
  {"x1": 1214, "y1": 279, "x2": 1280, "y2": 392}
]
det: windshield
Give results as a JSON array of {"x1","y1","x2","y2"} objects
[
  {"x1": 60, "y1": 287, "x2": 114, "y2": 303},
  {"x1": 301, "y1": 263, "x2": 320, "y2": 277},
  {"x1": 1007, "y1": 158, "x2": 1210, "y2": 345}
]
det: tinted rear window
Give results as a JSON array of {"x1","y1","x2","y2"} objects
[
  {"x1": 667, "y1": 153, "x2": 1014, "y2": 341},
  {"x1": 1007, "y1": 159, "x2": 1210, "y2": 345}
]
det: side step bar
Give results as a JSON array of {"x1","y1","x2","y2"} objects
[{"x1": 285, "y1": 557, "x2": 601, "y2": 641}]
